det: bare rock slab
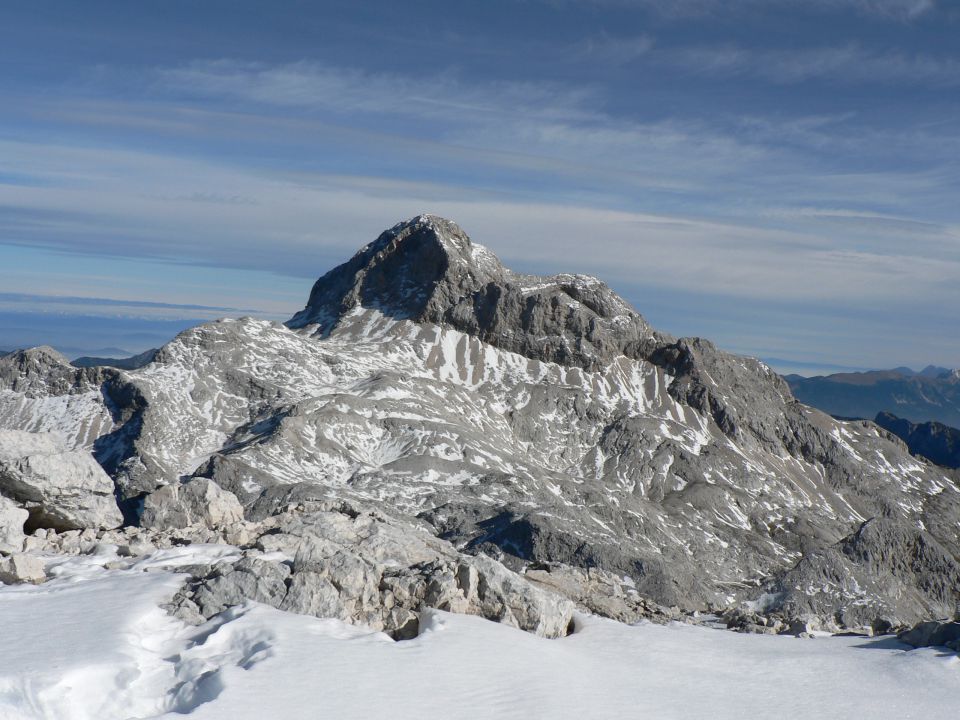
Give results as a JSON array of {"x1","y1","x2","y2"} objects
[
  {"x1": 0, "y1": 553, "x2": 45, "y2": 584},
  {"x1": 141, "y1": 478, "x2": 243, "y2": 530},
  {"x1": 0, "y1": 495, "x2": 28, "y2": 553},
  {"x1": 0, "y1": 430, "x2": 122, "y2": 531}
]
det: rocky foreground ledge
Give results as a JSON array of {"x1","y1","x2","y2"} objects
[
  {"x1": 2, "y1": 454, "x2": 679, "y2": 640},
  {"x1": 0, "y1": 428, "x2": 956, "y2": 650}
]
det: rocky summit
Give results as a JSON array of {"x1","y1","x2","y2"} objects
[{"x1": 0, "y1": 214, "x2": 958, "y2": 635}]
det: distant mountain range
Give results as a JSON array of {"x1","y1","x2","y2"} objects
[
  {"x1": 71, "y1": 348, "x2": 159, "y2": 370},
  {"x1": 0, "y1": 345, "x2": 143, "y2": 360},
  {"x1": 786, "y1": 366, "x2": 960, "y2": 428},
  {"x1": 874, "y1": 412, "x2": 960, "y2": 470}
]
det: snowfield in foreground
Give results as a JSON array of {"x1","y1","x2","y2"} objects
[{"x1": 0, "y1": 547, "x2": 955, "y2": 720}]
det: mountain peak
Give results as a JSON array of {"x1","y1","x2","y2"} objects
[
  {"x1": 391, "y1": 213, "x2": 465, "y2": 244},
  {"x1": 288, "y1": 216, "x2": 656, "y2": 370},
  {"x1": 287, "y1": 214, "x2": 506, "y2": 331},
  {"x1": 918, "y1": 364, "x2": 952, "y2": 379},
  {"x1": 3, "y1": 345, "x2": 69, "y2": 366},
  {"x1": 0, "y1": 344, "x2": 108, "y2": 398}
]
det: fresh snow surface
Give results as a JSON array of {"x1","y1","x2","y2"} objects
[{"x1": 0, "y1": 548, "x2": 956, "y2": 720}]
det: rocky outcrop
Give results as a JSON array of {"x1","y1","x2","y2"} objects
[
  {"x1": 140, "y1": 478, "x2": 243, "y2": 530},
  {"x1": 898, "y1": 620, "x2": 960, "y2": 651},
  {"x1": 0, "y1": 495, "x2": 28, "y2": 553},
  {"x1": 165, "y1": 499, "x2": 575, "y2": 639},
  {"x1": 522, "y1": 562, "x2": 689, "y2": 625},
  {"x1": 1, "y1": 215, "x2": 958, "y2": 633},
  {"x1": 0, "y1": 430, "x2": 122, "y2": 531},
  {"x1": 756, "y1": 517, "x2": 960, "y2": 629},
  {"x1": 11, "y1": 495, "x2": 580, "y2": 639},
  {"x1": 0, "y1": 552, "x2": 45, "y2": 584}
]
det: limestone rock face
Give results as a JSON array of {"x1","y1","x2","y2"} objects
[
  {"x1": 0, "y1": 346, "x2": 101, "y2": 397},
  {"x1": 760, "y1": 517, "x2": 960, "y2": 629},
  {"x1": 167, "y1": 501, "x2": 575, "y2": 639},
  {"x1": 288, "y1": 214, "x2": 657, "y2": 371},
  {"x1": 140, "y1": 479, "x2": 243, "y2": 530},
  {"x1": 460, "y1": 553, "x2": 575, "y2": 638},
  {"x1": 0, "y1": 430, "x2": 121, "y2": 531},
  {"x1": 0, "y1": 495, "x2": 28, "y2": 553},
  {"x1": 0, "y1": 553, "x2": 45, "y2": 584},
  {"x1": 1, "y1": 216, "x2": 959, "y2": 631}
]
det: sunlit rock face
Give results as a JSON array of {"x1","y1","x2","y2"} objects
[{"x1": 2, "y1": 214, "x2": 958, "y2": 628}]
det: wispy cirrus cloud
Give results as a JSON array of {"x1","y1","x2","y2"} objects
[
  {"x1": 0, "y1": 292, "x2": 256, "y2": 315},
  {"x1": 2, "y1": 1, "x2": 957, "y2": 369},
  {"x1": 144, "y1": 59, "x2": 778, "y2": 196},
  {"x1": 547, "y1": 0, "x2": 937, "y2": 20},
  {"x1": 662, "y1": 43, "x2": 960, "y2": 85},
  {"x1": 11, "y1": 57, "x2": 959, "y2": 241},
  {"x1": 573, "y1": 33, "x2": 655, "y2": 64},
  {"x1": 129, "y1": 59, "x2": 960, "y2": 217},
  {"x1": 157, "y1": 60, "x2": 598, "y2": 124},
  {"x1": 3, "y1": 135, "x2": 958, "y2": 312}
]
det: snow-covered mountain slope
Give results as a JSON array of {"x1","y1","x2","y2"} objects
[
  {"x1": 0, "y1": 347, "x2": 120, "y2": 450},
  {"x1": 1, "y1": 215, "x2": 958, "y2": 627}
]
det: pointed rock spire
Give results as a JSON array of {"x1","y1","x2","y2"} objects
[{"x1": 288, "y1": 215, "x2": 655, "y2": 370}]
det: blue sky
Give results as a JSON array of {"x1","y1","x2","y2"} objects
[{"x1": 1, "y1": 0, "x2": 958, "y2": 372}]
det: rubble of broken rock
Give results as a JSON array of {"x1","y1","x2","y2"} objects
[
  {"x1": 8, "y1": 494, "x2": 585, "y2": 640},
  {"x1": 0, "y1": 488, "x2": 954, "y2": 651},
  {"x1": 0, "y1": 425, "x2": 955, "y2": 651}
]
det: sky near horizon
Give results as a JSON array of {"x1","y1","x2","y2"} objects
[{"x1": 1, "y1": 0, "x2": 958, "y2": 373}]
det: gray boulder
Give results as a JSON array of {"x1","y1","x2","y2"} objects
[
  {"x1": 0, "y1": 552, "x2": 45, "y2": 584},
  {"x1": 899, "y1": 620, "x2": 960, "y2": 651},
  {"x1": 0, "y1": 495, "x2": 28, "y2": 553},
  {"x1": 141, "y1": 478, "x2": 243, "y2": 530},
  {"x1": 177, "y1": 556, "x2": 291, "y2": 623},
  {"x1": 0, "y1": 430, "x2": 122, "y2": 531},
  {"x1": 460, "y1": 553, "x2": 576, "y2": 637},
  {"x1": 522, "y1": 562, "x2": 685, "y2": 625}
]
